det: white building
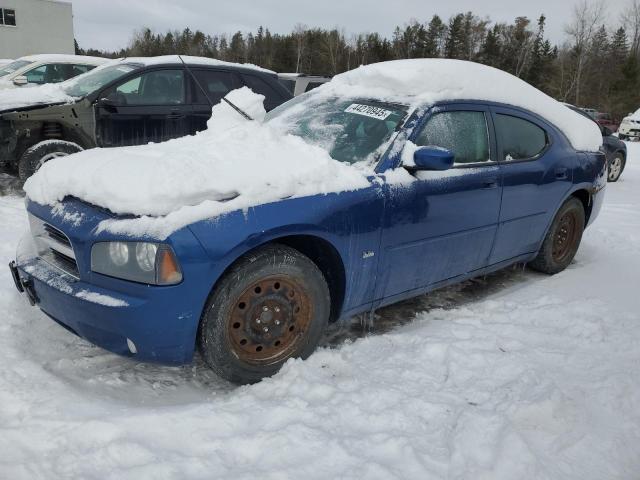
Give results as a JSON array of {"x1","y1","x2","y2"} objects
[{"x1": 0, "y1": 0, "x2": 74, "y2": 59}]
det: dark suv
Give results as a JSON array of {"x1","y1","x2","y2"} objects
[{"x1": 0, "y1": 56, "x2": 292, "y2": 180}]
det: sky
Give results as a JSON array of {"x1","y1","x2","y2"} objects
[{"x1": 69, "y1": 0, "x2": 630, "y2": 52}]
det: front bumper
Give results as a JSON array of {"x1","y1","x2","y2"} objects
[
  {"x1": 11, "y1": 234, "x2": 200, "y2": 365},
  {"x1": 618, "y1": 123, "x2": 640, "y2": 137}
]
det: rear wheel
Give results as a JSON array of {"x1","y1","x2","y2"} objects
[
  {"x1": 607, "y1": 153, "x2": 625, "y2": 182},
  {"x1": 198, "y1": 244, "x2": 330, "y2": 384},
  {"x1": 529, "y1": 197, "x2": 585, "y2": 274},
  {"x1": 18, "y1": 140, "x2": 83, "y2": 181}
]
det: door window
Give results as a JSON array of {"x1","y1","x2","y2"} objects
[
  {"x1": 495, "y1": 114, "x2": 548, "y2": 161},
  {"x1": 108, "y1": 69, "x2": 185, "y2": 105},
  {"x1": 191, "y1": 70, "x2": 236, "y2": 104},
  {"x1": 415, "y1": 111, "x2": 490, "y2": 165}
]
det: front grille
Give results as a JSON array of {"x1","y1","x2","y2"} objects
[{"x1": 29, "y1": 214, "x2": 79, "y2": 279}]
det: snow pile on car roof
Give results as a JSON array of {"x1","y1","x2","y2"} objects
[
  {"x1": 24, "y1": 87, "x2": 371, "y2": 238},
  {"x1": 316, "y1": 59, "x2": 602, "y2": 152}
]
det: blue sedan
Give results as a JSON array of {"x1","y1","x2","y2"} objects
[{"x1": 10, "y1": 87, "x2": 607, "y2": 384}]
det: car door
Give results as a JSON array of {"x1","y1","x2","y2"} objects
[
  {"x1": 488, "y1": 106, "x2": 576, "y2": 264},
  {"x1": 187, "y1": 68, "x2": 241, "y2": 134},
  {"x1": 375, "y1": 103, "x2": 503, "y2": 304},
  {"x1": 95, "y1": 68, "x2": 190, "y2": 147}
]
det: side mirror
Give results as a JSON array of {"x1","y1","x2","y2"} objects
[
  {"x1": 409, "y1": 146, "x2": 455, "y2": 171},
  {"x1": 12, "y1": 75, "x2": 28, "y2": 86}
]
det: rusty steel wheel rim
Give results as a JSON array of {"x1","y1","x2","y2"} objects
[
  {"x1": 552, "y1": 210, "x2": 579, "y2": 263},
  {"x1": 227, "y1": 275, "x2": 313, "y2": 365}
]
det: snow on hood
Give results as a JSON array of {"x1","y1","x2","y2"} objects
[
  {"x1": 314, "y1": 59, "x2": 603, "y2": 152},
  {"x1": 0, "y1": 82, "x2": 75, "y2": 111},
  {"x1": 24, "y1": 87, "x2": 372, "y2": 239}
]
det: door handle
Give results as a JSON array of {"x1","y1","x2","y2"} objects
[
  {"x1": 555, "y1": 168, "x2": 568, "y2": 180},
  {"x1": 482, "y1": 178, "x2": 499, "y2": 189}
]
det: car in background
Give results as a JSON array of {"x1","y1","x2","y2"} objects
[
  {"x1": 565, "y1": 103, "x2": 626, "y2": 182},
  {"x1": 0, "y1": 55, "x2": 292, "y2": 180},
  {"x1": 617, "y1": 109, "x2": 640, "y2": 141},
  {"x1": 580, "y1": 107, "x2": 597, "y2": 119},
  {"x1": 595, "y1": 112, "x2": 619, "y2": 133},
  {"x1": 0, "y1": 54, "x2": 108, "y2": 89},
  {"x1": 0, "y1": 59, "x2": 12, "y2": 68},
  {"x1": 278, "y1": 73, "x2": 331, "y2": 96}
]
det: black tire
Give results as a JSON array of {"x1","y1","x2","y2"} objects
[
  {"x1": 607, "y1": 153, "x2": 625, "y2": 182},
  {"x1": 198, "y1": 244, "x2": 330, "y2": 384},
  {"x1": 18, "y1": 140, "x2": 83, "y2": 181},
  {"x1": 529, "y1": 197, "x2": 585, "y2": 275}
]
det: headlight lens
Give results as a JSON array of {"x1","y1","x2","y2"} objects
[
  {"x1": 91, "y1": 241, "x2": 182, "y2": 285},
  {"x1": 109, "y1": 242, "x2": 129, "y2": 266},
  {"x1": 135, "y1": 242, "x2": 157, "y2": 272}
]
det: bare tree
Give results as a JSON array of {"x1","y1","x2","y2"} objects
[
  {"x1": 622, "y1": 0, "x2": 640, "y2": 56},
  {"x1": 565, "y1": 0, "x2": 606, "y2": 104},
  {"x1": 293, "y1": 23, "x2": 307, "y2": 73}
]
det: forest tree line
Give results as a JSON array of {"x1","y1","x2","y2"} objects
[{"x1": 76, "y1": 0, "x2": 640, "y2": 119}]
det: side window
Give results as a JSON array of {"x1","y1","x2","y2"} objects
[
  {"x1": 191, "y1": 70, "x2": 236, "y2": 104},
  {"x1": 70, "y1": 64, "x2": 94, "y2": 79},
  {"x1": 415, "y1": 111, "x2": 491, "y2": 165},
  {"x1": 304, "y1": 81, "x2": 324, "y2": 92},
  {"x1": 24, "y1": 65, "x2": 47, "y2": 84},
  {"x1": 495, "y1": 114, "x2": 548, "y2": 161},
  {"x1": 242, "y1": 75, "x2": 280, "y2": 103},
  {"x1": 107, "y1": 70, "x2": 185, "y2": 106}
]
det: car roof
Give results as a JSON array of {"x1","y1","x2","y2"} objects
[{"x1": 18, "y1": 54, "x2": 109, "y2": 66}]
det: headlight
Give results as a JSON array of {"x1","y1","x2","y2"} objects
[{"x1": 91, "y1": 241, "x2": 182, "y2": 285}]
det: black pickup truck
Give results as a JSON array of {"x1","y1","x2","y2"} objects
[{"x1": 0, "y1": 56, "x2": 292, "y2": 180}]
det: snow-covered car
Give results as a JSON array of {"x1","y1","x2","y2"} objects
[
  {"x1": 0, "y1": 54, "x2": 108, "y2": 89},
  {"x1": 618, "y1": 108, "x2": 640, "y2": 140},
  {"x1": 9, "y1": 59, "x2": 606, "y2": 384},
  {"x1": 278, "y1": 73, "x2": 331, "y2": 96},
  {"x1": 0, "y1": 55, "x2": 292, "y2": 180},
  {"x1": 0, "y1": 59, "x2": 12, "y2": 68}
]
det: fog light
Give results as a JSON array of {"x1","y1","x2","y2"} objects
[{"x1": 126, "y1": 338, "x2": 137, "y2": 354}]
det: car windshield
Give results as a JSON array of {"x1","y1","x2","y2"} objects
[
  {"x1": 266, "y1": 95, "x2": 408, "y2": 164},
  {"x1": 0, "y1": 59, "x2": 32, "y2": 78},
  {"x1": 63, "y1": 63, "x2": 141, "y2": 98}
]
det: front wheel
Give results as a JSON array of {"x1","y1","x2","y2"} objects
[
  {"x1": 607, "y1": 153, "x2": 625, "y2": 182},
  {"x1": 529, "y1": 197, "x2": 585, "y2": 274},
  {"x1": 18, "y1": 140, "x2": 83, "y2": 181},
  {"x1": 198, "y1": 244, "x2": 330, "y2": 384}
]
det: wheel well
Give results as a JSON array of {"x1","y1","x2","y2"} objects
[
  {"x1": 273, "y1": 235, "x2": 346, "y2": 323},
  {"x1": 571, "y1": 189, "x2": 592, "y2": 225}
]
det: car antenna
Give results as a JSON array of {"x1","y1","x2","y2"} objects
[{"x1": 178, "y1": 55, "x2": 253, "y2": 121}]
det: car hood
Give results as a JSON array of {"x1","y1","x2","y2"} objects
[
  {"x1": 23, "y1": 87, "x2": 375, "y2": 239},
  {"x1": 0, "y1": 83, "x2": 77, "y2": 114}
]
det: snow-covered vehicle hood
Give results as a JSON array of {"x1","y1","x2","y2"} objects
[
  {"x1": 24, "y1": 87, "x2": 373, "y2": 238},
  {"x1": 0, "y1": 82, "x2": 77, "y2": 113}
]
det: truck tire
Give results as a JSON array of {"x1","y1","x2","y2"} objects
[
  {"x1": 198, "y1": 244, "x2": 330, "y2": 384},
  {"x1": 529, "y1": 197, "x2": 585, "y2": 275},
  {"x1": 18, "y1": 140, "x2": 83, "y2": 181}
]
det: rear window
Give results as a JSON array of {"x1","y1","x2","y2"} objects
[
  {"x1": 495, "y1": 114, "x2": 548, "y2": 161},
  {"x1": 192, "y1": 70, "x2": 238, "y2": 104}
]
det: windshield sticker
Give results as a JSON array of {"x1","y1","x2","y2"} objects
[{"x1": 345, "y1": 104, "x2": 392, "y2": 120}]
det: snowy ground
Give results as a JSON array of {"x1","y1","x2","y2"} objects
[{"x1": 1, "y1": 146, "x2": 639, "y2": 479}]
